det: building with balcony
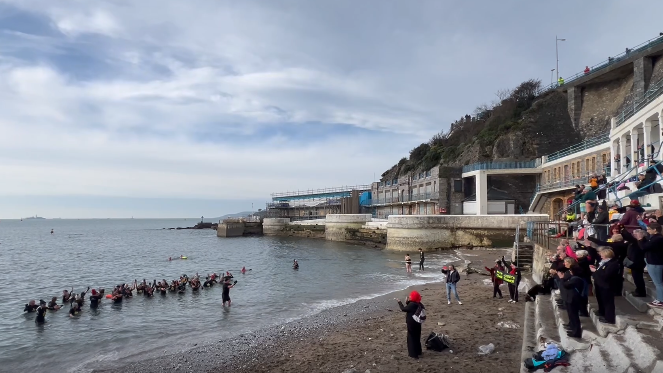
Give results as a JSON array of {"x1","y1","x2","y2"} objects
[{"x1": 266, "y1": 185, "x2": 370, "y2": 221}]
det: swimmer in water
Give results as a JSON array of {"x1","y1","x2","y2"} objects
[
  {"x1": 36, "y1": 300, "x2": 47, "y2": 323},
  {"x1": 190, "y1": 276, "x2": 201, "y2": 291},
  {"x1": 241, "y1": 266, "x2": 246, "y2": 274},
  {"x1": 24, "y1": 300, "x2": 38, "y2": 313},
  {"x1": 405, "y1": 254, "x2": 412, "y2": 273},
  {"x1": 50, "y1": 229, "x2": 54, "y2": 234},
  {"x1": 89, "y1": 289, "x2": 102, "y2": 308},
  {"x1": 69, "y1": 302, "x2": 81, "y2": 318},
  {"x1": 47, "y1": 297, "x2": 61, "y2": 311},
  {"x1": 222, "y1": 277, "x2": 237, "y2": 307},
  {"x1": 293, "y1": 259, "x2": 299, "y2": 270},
  {"x1": 62, "y1": 288, "x2": 73, "y2": 304},
  {"x1": 76, "y1": 287, "x2": 90, "y2": 307}
]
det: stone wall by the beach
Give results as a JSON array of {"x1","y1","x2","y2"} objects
[
  {"x1": 386, "y1": 214, "x2": 549, "y2": 251},
  {"x1": 277, "y1": 223, "x2": 326, "y2": 238},
  {"x1": 532, "y1": 243, "x2": 555, "y2": 283}
]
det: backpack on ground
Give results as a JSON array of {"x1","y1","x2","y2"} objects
[
  {"x1": 523, "y1": 348, "x2": 568, "y2": 371},
  {"x1": 425, "y1": 332, "x2": 451, "y2": 352},
  {"x1": 412, "y1": 304, "x2": 426, "y2": 323}
]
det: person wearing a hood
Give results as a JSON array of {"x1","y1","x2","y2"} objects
[
  {"x1": 590, "y1": 248, "x2": 620, "y2": 324},
  {"x1": 396, "y1": 290, "x2": 424, "y2": 359},
  {"x1": 634, "y1": 222, "x2": 663, "y2": 308},
  {"x1": 485, "y1": 259, "x2": 504, "y2": 299},
  {"x1": 620, "y1": 200, "x2": 643, "y2": 233}
]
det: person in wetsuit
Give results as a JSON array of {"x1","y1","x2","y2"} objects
[
  {"x1": 47, "y1": 297, "x2": 61, "y2": 310},
  {"x1": 24, "y1": 300, "x2": 38, "y2": 313},
  {"x1": 62, "y1": 288, "x2": 73, "y2": 304},
  {"x1": 418, "y1": 249, "x2": 425, "y2": 271},
  {"x1": 69, "y1": 302, "x2": 81, "y2": 318},
  {"x1": 293, "y1": 260, "x2": 299, "y2": 270},
  {"x1": 35, "y1": 300, "x2": 47, "y2": 324},
  {"x1": 89, "y1": 289, "x2": 102, "y2": 308},
  {"x1": 222, "y1": 277, "x2": 237, "y2": 307},
  {"x1": 396, "y1": 291, "x2": 424, "y2": 359}
]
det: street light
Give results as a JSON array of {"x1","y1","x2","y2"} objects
[
  {"x1": 556, "y1": 35, "x2": 566, "y2": 83},
  {"x1": 550, "y1": 69, "x2": 555, "y2": 86}
]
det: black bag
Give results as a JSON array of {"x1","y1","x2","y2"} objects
[{"x1": 425, "y1": 332, "x2": 450, "y2": 352}]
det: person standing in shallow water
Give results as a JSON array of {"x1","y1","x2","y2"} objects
[
  {"x1": 396, "y1": 291, "x2": 424, "y2": 359},
  {"x1": 405, "y1": 254, "x2": 412, "y2": 273},
  {"x1": 418, "y1": 249, "x2": 425, "y2": 271}
]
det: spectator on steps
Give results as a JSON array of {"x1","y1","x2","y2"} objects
[
  {"x1": 580, "y1": 186, "x2": 597, "y2": 219},
  {"x1": 584, "y1": 66, "x2": 591, "y2": 74},
  {"x1": 620, "y1": 200, "x2": 643, "y2": 233},
  {"x1": 633, "y1": 222, "x2": 663, "y2": 308},
  {"x1": 589, "y1": 175, "x2": 598, "y2": 190},
  {"x1": 560, "y1": 266, "x2": 586, "y2": 338},
  {"x1": 590, "y1": 248, "x2": 620, "y2": 325},
  {"x1": 620, "y1": 226, "x2": 648, "y2": 297},
  {"x1": 592, "y1": 203, "x2": 610, "y2": 241},
  {"x1": 575, "y1": 250, "x2": 593, "y2": 309}
]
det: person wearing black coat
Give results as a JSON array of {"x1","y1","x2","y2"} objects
[
  {"x1": 588, "y1": 234, "x2": 628, "y2": 295},
  {"x1": 574, "y1": 252, "x2": 592, "y2": 317},
  {"x1": 591, "y1": 249, "x2": 621, "y2": 324},
  {"x1": 634, "y1": 222, "x2": 663, "y2": 306},
  {"x1": 620, "y1": 227, "x2": 648, "y2": 297},
  {"x1": 396, "y1": 291, "x2": 424, "y2": 359},
  {"x1": 560, "y1": 267, "x2": 585, "y2": 338},
  {"x1": 592, "y1": 203, "x2": 610, "y2": 241}
]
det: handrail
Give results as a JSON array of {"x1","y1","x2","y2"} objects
[
  {"x1": 615, "y1": 78, "x2": 663, "y2": 126},
  {"x1": 462, "y1": 160, "x2": 539, "y2": 173},
  {"x1": 368, "y1": 192, "x2": 440, "y2": 206},
  {"x1": 271, "y1": 185, "x2": 370, "y2": 199},
  {"x1": 535, "y1": 35, "x2": 663, "y2": 96},
  {"x1": 546, "y1": 133, "x2": 610, "y2": 162}
]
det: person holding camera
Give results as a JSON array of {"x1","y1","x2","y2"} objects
[
  {"x1": 441, "y1": 265, "x2": 462, "y2": 305},
  {"x1": 395, "y1": 291, "x2": 425, "y2": 359},
  {"x1": 222, "y1": 277, "x2": 237, "y2": 307},
  {"x1": 620, "y1": 226, "x2": 648, "y2": 297}
]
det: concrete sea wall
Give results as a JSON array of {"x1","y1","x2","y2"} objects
[
  {"x1": 324, "y1": 214, "x2": 372, "y2": 242},
  {"x1": 386, "y1": 214, "x2": 548, "y2": 251},
  {"x1": 263, "y1": 218, "x2": 291, "y2": 236}
]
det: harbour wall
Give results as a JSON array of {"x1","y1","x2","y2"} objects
[{"x1": 221, "y1": 214, "x2": 548, "y2": 251}]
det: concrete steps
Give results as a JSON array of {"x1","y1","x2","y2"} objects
[{"x1": 525, "y1": 291, "x2": 663, "y2": 372}]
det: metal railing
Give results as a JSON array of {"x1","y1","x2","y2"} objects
[
  {"x1": 546, "y1": 133, "x2": 610, "y2": 162},
  {"x1": 367, "y1": 192, "x2": 439, "y2": 206},
  {"x1": 271, "y1": 185, "x2": 371, "y2": 199},
  {"x1": 462, "y1": 160, "x2": 539, "y2": 173},
  {"x1": 535, "y1": 35, "x2": 663, "y2": 96},
  {"x1": 615, "y1": 78, "x2": 663, "y2": 126}
]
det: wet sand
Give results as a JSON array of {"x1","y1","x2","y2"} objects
[{"x1": 94, "y1": 248, "x2": 525, "y2": 373}]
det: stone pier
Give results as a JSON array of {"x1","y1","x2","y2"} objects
[{"x1": 262, "y1": 218, "x2": 291, "y2": 236}]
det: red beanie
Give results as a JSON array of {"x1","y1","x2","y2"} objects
[
  {"x1": 91, "y1": 289, "x2": 97, "y2": 296},
  {"x1": 409, "y1": 290, "x2": 421, "y2": 303}
]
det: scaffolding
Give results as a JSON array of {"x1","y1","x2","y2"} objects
[{"x1": 267, "y1": 185, "x2": 371, "y2": 220}]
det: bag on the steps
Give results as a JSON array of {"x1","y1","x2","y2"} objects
[{"x1": 523, "y1": 348, "x2": 567, "y2": 371}]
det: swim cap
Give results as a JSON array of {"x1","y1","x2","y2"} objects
[
  {"x1": 91, "y1": 289, "x2": 97, "y2": 296},
  {"x1": 409, "y1": 291, "x2": 421, "y2": 303}
]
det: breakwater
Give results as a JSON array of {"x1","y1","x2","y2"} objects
[{"x1": 218, "y1": 214, "x2": 548, "y2": 251}]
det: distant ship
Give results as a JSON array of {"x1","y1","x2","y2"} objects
[{"x1": 25, "y1": 215, "x2": 46, "y2": 220}]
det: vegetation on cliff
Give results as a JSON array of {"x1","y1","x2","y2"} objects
[{"x1": 381, "y1": 79, "x2": 556, "y2": 179}]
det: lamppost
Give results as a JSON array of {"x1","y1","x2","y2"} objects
[
  {"x1": 556, "y1": 35, "x2": 566, "y2": 82},
  {"x1": 550, "y1": 69, "x2": 555, "y2": 86}
]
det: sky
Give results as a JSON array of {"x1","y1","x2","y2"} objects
[{"x1": 1, "y1": 0, "x2": 663, "y2": 219}]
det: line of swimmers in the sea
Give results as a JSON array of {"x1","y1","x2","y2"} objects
[{"x1": 23, "y1": 270, "x2": 243, "y2": 324}]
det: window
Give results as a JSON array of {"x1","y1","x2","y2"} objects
[
  {"x1": 392, "y1": 178, "x2": 398, "y2": 185},
  {"x1": 426, "y1": 170, "x2": 432, "y2": 177},
  {"x1": 419, "y1": 172, "x2": 424, "y2": 179},
  {"x1": 386, "y1": 180, "x2": 391, "y2": 186},
  {"x1": 602, "y1": 153, "x2": 607, "y2": 166},
  {"x1": 585, "y1": 159, "x2": 590, "y2": 173},
  {"x1": 571, "y1": 163, "x2": 576, "y2": 178},
  {"x1": 413, "y1": 175, "x2": 417, "y2": 181},
  {"x1": 453, "y1": 179, "x2": 462, "y2": 192}
]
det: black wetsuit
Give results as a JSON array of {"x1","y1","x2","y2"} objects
[
  {"x1": 90, "y1": 294, "x2": 101, "y2": 308},
  {"x1": 69, "y1": 306, "x2": 80, "y2": 317},
  {"x1": 222, "y1": 282, "x2": 231, "y2": 303},
  {"x1": 35, "y1": 305, "x2": 47, "y2": 323},
  {"x1": 47, "y1": 301, "x2": 58, "y2": 310},
  {"x1": 419, "y1": 252, "x2": 425, "y2": 271},
  {"x1": 24, "y1": 304, "x2": 38, "y2": 313}
]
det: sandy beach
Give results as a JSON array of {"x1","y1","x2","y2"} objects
[{"x1": 95, "y1": 248, "x2": 526, "y2": 373}]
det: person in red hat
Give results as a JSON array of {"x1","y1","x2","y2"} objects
[
  {"x1": 395, "y1": 290, "x2": 425, "y2": 359},
  {"x1": 89, "y1": 289, "x2": 103, "y2": 308}
]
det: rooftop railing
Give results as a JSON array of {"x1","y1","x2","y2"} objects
[
  {"x1": 615, "y1": 78, "x2": 663, "y2": 127},
  {"x1": 462, "y1": 160, "x2": 539, "y2": 173},
  {"x1": 270, "y1": 185, "x2": 370, "y2": 199},
  {"x1": 367, "y1": 192, "x2": 439, "y2": 206},
  {"x1": 546, "y1": 133, "x2": 610, "y2": 162},
  {"x1": 535, "y1": 35, "x2": 663, "y2": 96}
]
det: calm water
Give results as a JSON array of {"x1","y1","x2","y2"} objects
[{"x1": 0, "y1": 219, "x2": 455, "y2": 372}]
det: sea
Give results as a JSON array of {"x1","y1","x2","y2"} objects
[{"x1": 0, "y1": 218, "x2": 458, "y2": 372}]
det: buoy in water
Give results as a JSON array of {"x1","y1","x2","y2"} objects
[{"x1": 105, "y1": 294, "x2": 112, "y2": 299}]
